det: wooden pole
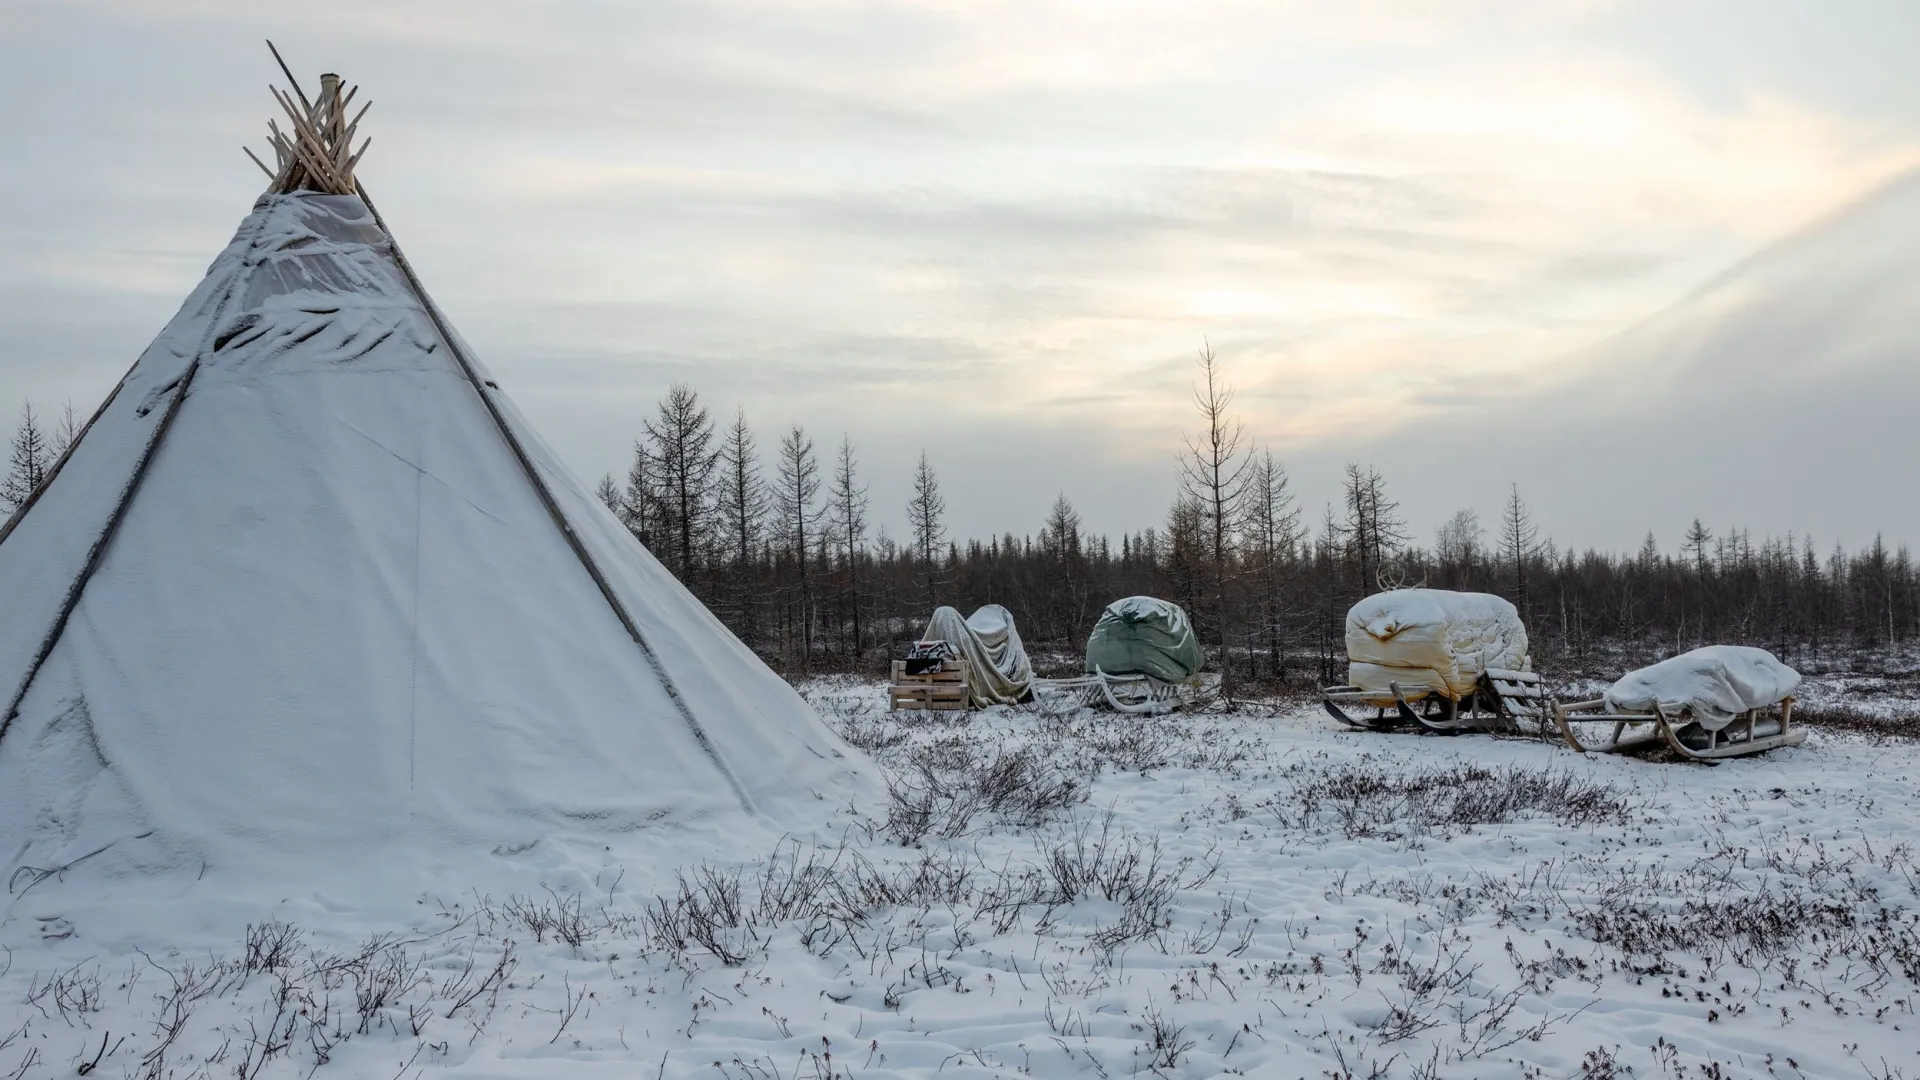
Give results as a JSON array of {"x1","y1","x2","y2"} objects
[
  {"x1": 243, "y1": 145, "x2": 276, "y2": 180},
  {"x1": 251, "y1": 49, "x2": 368, "y2": 195}
]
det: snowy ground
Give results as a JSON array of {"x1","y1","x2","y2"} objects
[{"x1": 4, "y1": 677, "x2": 1919, "y2": 1080}]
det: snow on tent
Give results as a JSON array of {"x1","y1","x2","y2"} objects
[
  {"x1": 0, "y1": 62, "x2": 874, "y2": 894},
  {"x1": 1553, "y1": 646, "x2": 1806, "y2": 759},
  {"x1": 1075, "y1": 597, "x2": 1203, "y2": 713},
  {"x1": 919, "y1": 606, "x2": 1034, "y2": 707},
  {"x1": 1320, "y1": 590, "x2": 1546, "y2": 733}
]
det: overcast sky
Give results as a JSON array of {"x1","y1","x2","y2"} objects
[{"x1": 3, "y1": 0, "x2": 1917, "y2": 554}]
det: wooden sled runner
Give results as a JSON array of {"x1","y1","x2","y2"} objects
[
  {"x1": 1322, "y1": 668, "x2": 1547, "y2": 736},
  {"x1": 1551, "y1": 695, "x2": 1805, "y2": 760}
]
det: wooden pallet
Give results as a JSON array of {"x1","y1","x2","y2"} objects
[
  {"x1": 1481, "y1": 667, "x2": 1548, "y2": 733},
  {"x1": 889, "y1": 658, "x2": 972, "y2": 712}
]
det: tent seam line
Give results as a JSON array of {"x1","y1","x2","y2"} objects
[
  {"x1": 355, "y1": 186, "x2": 757, "y2": 815},
  {"x1": 408, "y1": 467, "x2": 422, "y2": 796}
]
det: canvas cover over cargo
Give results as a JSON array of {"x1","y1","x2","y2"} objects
[
  {"x1": 1084, "y1": 596, "x2": 1204, "y2": 682},
  {"x1": 1553, "y1": 645, "x2": 1806, "y2": 758},
  {"x1": 920, "y1": 605, "x2": 1035, "y2": 706},
  {"x1": 1345, "y1": 589, "x2": 1530, "y2": 701},
  {"x1": 1603, "y1": 645, "x2": 1801, "y2": 731}
]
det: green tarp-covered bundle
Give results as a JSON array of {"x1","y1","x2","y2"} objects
[{"x1": 1084, "y1": 596, "x2": 1204, "y2": 682}]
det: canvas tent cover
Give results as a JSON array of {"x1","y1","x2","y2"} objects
[
  {"x1": 920, "y1": 605, "x2": 1034, "y2": 706},
  {"x1": 1346, "y1": 589, "x2": 1529, "y2": 700},
  {"x1": 1084, "y1": 596, "x2": 1204, "y2": 682},
  {"x1": 1604, "y1": 646, "x2": 1801, "y2": 731},
  {"x1": 0, "y1": 192, "x2": 874, "y2": 889}
]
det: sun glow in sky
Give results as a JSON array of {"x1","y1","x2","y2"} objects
[{"x1": 3, "y1": 0, "x2": 1918, "y2": 549}]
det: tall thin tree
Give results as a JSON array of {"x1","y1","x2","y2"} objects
[
  {"x1": 1434, "y1": 509, "x2": 1482, "y2": 588},
  {"x1": 1041, "y1": 492, "x2": 1087, "y2": 640},
  {"x1": 1499, "y1": 482, "x2": 1540, "y2": 621},
  {"x1": 775, "y1": 425, "x2": 824, "y2": 667},
  {"x1": 51, "y1": 401, "x2": 78, "y2": 459},
  {"x1": 829, "y1": 436, "x2": 871, "y2": 659},
  {"x1": 1341, "y1": 464, "x2": 1407, "y2": 592},
  {"x1": 1177, "y1": 342, "x2": 1253, "y2": 692},
  {"x1": 644, "y1": 384, "x2": 719, "y2": 583},
  {"x1": 1242, "y1": 450, "x2": 1302, "y2": 678},
  {"x1": 717, "y1": 409, "x2": 771, "y2": 644},
  {"x1": 1, "y1": 400, "x2": 52, "y2": 515},
  {"x1": 621, "y1": 440, "x2": 654, "y2": 543},
  {"x1": 594, "y1": 473, "x2": 622, "y2": 516},
  {"x1": 906, "y1": 452, "x2": 947, "y2": 605}
]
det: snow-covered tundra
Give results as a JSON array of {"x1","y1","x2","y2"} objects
[{"x1": 3, "y1": 676, "x2": 1917, "y2": 1080}]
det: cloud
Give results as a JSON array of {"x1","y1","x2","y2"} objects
[
  {"x1": 3, "y1": 0, "x2": 1919, "y2": 547},
  {"x1": 1311, "y1": 168, "x2": 1920, "y2": 551}
]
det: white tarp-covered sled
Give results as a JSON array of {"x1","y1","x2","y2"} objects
[
  {"x1": 918, "y1": 605, "x2": 1035, "y2": 707},
  {"x1": 1552, "y1": 645, "x2": 1805, "y2": 760},
  {"x1": 1321, "y1": 590, "x2": 1546, "y2": 734}
]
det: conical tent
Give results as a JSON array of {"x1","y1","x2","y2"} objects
[{"x1": 0, "y1": 67, "x2": 873, "y2": 888}]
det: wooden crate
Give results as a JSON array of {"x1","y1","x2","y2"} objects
[{"x1": 888, "y1": 658, "x2": 972, "y2": 712}]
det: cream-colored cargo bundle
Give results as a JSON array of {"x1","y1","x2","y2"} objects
[
  {"x1": 1346, "y1": 590, "x2": 1530, "y2": 698},
  {"x1": 1322, "y1": 590, "x2": 1544, "y2": 733}
]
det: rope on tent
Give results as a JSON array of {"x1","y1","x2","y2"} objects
[
  {"x1": 0, "y1": 215, "x2": 277, "y2": 745},
  {"x1": 356, "y1": 184, "x2": 757, "y2": 816}
]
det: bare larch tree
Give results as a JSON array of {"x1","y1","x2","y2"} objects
[
  {"x1": 644, "y1": 384, "x2": 719, "y2": 579},
  {"x1": 775, "y1": 425, "x2": 823, "y2": 668},
  {"x1": 906, "y1": 451, "x2": 947, "y2": 605},
  {"x1": 1499, "y1": 482, "x2": 1540, "y2": 622},
  {"x1": 1177, "y1": 342, "x2": 1253, "y2": 693},
  {"x1": 829, "y1": 436, "x2": 871, "y2": 659},
  {"x1": 621, "y1": 439, "x2": 654, "y2": 545},
  {"x1": 1341, "y1": 464, "x2": 1408, "y2": 590},
  {"x1": 717, "y1": 408, "x2": 771, "y2": 644},
  {"x1": 1242, "y1": 449, "x2": 1302, "y2": 679},
  {"x1": 2, "y1": 400, "x2": 52, "y2": 516}
]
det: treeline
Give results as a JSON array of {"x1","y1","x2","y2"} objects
[
  {"x1": 7, "y1": 365, "x2": 1915, "y2": 686},
  {"x1": 568, "y1": 353, "x2": 1920, "y2": 687}
]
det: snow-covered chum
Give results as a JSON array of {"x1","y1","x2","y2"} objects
[
  {"x1": 0, "y1": 74, "x2": 876, "y2": 897},
  {"x1": 1345, "y1": 589, "x2": 1531, "y2": 700},
  {"x1": 1604, "y1": 645, "x2": 1802, "y2": 730}
]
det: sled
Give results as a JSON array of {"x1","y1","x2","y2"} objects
[
  {"x1": 1320, "y1": 682, "x2": 1428, "y2": 731},
  {"x1": 1032, "y1": 670, "x2": 1189, "y2": 714},
  {"x1": 1322, "y1": 667, "x2": 1548, "y2": 736},
  {"x1": 1551, "y1": 695, "x2": 1804, "y2": 760},
  {"x1": 1084, "y1": 669, "x2": 1186, "y2": 715}
]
